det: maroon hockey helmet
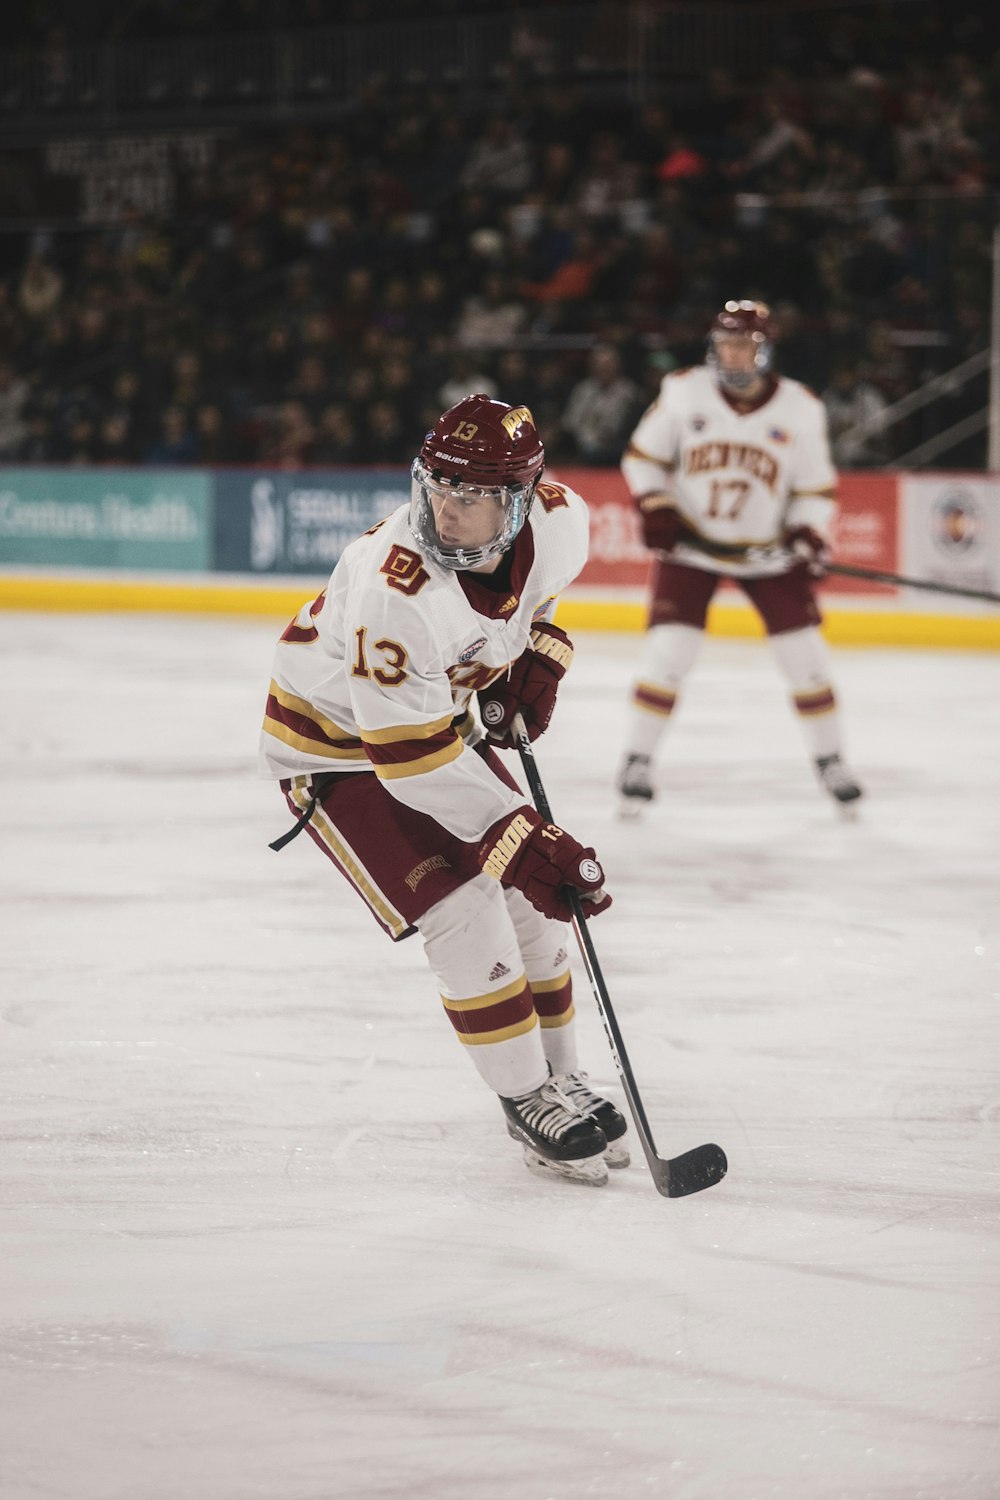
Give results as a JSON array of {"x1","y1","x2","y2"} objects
[
  {"x1": 707, "y1": 299, "x2": 777, "y2": 391},
  {"x1": 409, "y1": 394, "x2": 545, "y2": 570}
]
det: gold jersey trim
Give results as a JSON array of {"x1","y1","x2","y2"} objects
[
  {"x1": 372, "y1": 736, "x2": 463, "y2": 781},
  {"x1": 360, "y1": 713, "x2": 455, "y2": 745},
  {"x1": 264, "y1": 717, "x2": 367, "y2": 760},
  {"x1": 268, "y1": 680, "x2": 361, "y2": 744}
]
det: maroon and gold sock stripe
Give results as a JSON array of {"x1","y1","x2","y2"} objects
[
  {"x1": 529, "y1": 970, "x2": 574, "y2": 1029},
  {"x1": 632, "y1": 680, "x2": 678, "y2": 717},
  {"x1": 441, "y1": 974, "x2": 537, "y2": 1047},
  {"x1": 793, "y1": 686, "x2": 836, "y2": 717}
]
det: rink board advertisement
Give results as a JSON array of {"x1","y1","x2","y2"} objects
[
  {"x1": 0, "y1": 468, "x2": 210, "y2": 570},
  {"x1": 0, "y1": 465, "x2": 902, "y2": 583},
  {"x1": 212, "y1": 469, "x2": 409, "y2": 574},
  {"x1": 550, "y1": 466, "x2": 899, "y2": 594},
  {"x1": 1, "y1": 465, "x2": 998, "y2": 646},
  {"x1": 899, "y1": 474, "x2": 1000, "y2": 597}
]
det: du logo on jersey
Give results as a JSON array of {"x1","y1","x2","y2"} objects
[{"x1": 250, "y1": 479, "x2": 283, "y2": 570}]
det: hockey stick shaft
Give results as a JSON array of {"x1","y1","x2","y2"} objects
[
  {"x1": 826, "y1": 562, "x2": 1000, "y2": 604},
  {"x1": 511, "y1": 714, "x2": 726, "y2": 1198},
  {"x1": 741, "y1": 543, "x2": 999, "y2": 604}
]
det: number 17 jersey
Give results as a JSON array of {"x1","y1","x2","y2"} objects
[{"x1": 622, "y1": 365, "x2": 837, "y2": 576}]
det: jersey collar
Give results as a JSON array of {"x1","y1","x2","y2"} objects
[
  {"x1": 718, "y1": 374, "x2": 779, "y2": 415},
  {"x1": 457, "y1": 520, "x2": 537, "y2": 620}
]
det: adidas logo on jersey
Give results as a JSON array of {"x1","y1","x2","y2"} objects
[{"x1": 488, "y1": 961, "x2": 511, "y2": 982}]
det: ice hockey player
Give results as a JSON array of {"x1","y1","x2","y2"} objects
[
  {"x1": 260, "y1": 395, "x2": 628, "y2": 1185},
  {"x1": 616, "y1": 299, "x2": 864, "y2": 815}
]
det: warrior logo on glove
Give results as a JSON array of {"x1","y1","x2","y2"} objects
[
  {"x1": 478, "y1": 622, "x2": 574, "y2": 748},
  {"x1": 481, "y1": 699, "x2": 507, "y2": 728}
]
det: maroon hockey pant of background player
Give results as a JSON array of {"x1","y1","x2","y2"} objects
[{"x1": 649, "y1": 558, "x2": 822, "y2": 634}]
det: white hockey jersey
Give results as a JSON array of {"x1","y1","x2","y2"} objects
[
  {"x1": 622, "y1": 365, "x2": 837, "y2": 577},
  {"x1": 259, "y1": 482, "x2": 589, "y2": 843}
]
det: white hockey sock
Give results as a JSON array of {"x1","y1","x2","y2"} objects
[
  {"x1": 418, "y1": 876, "x2": 548, "y2": 1098},
  {"x1": 538, "y1": 1016, "x2": 578, "y2": 1077},
  {"x1": 505, "y1": 887, "x2": 579, "y2": 1076},
  {"x1": 769, "y1": 626, "x2": 843, "y2": 760},
  {"x1": 622, "y1": 623, "x2": 704, "y2": 759}
]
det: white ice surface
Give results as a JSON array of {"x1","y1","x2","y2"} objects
[{"x1": 1, "y1": 611, "x2": 998, "y2": 1500}]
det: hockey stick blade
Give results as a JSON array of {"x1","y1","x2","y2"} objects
[
  {"x1": 654, "y1": 1141, "x2": 728, "y2": 1198},
  {"x1": 607, "y1": 1028, "x2": 728, "y2": 1198}
]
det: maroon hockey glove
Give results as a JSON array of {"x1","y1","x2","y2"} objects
[
  {"x1": 637, "y1": 495, "x2": 682, "y2": 554},
  {"x1": 783, "y1": 525, "x2": 831, "y2": 579},
  {"x1": 478, "y1": 623, "x2": 573, "y2": 748},
  {"x1": 478, "y1": 805, "x2": 612, "y2": 923}
]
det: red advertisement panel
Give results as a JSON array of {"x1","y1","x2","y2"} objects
[
  {"x1": 548, "y1": 466, "x2": 650, "y2": 590},
  {"x1": 830, "y1": 472, "x2": 898, "y2": 594},
  {"x1": 550, "y1": 466, "x2": 898, "y2": 594}
]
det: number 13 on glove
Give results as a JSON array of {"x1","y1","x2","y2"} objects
[{"x1": 478, "y1": 806, "x2": 611, "y2": 924}]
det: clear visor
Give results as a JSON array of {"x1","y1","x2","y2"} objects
[
  {"x1": 409, "y1": 457, "x2": 530, "y2": 570},
  {"x1": 708, "y1": 330, "x2": 773, "y2": 390}
]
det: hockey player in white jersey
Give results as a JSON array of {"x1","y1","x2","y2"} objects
[
  {"x1": 616, "y1": 299, "x2": 863, "y2": 814},
  {"x1": 261, "y1": 395, "x2": 628, "y2": 1185}
]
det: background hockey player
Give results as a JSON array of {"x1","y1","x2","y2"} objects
[
  {"x1": 261, "y1": 395, "x2": 628, "y2": 1185},
  {"x1": 616, "y1": 299, "x2": 864, "y2": 814}
]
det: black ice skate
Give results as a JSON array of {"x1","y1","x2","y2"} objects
[
  {"x1": 500, "y1": 1079, "x2": 609, "y2": 1186},
  {"x1": 617, "y1": 753, "x2": 654, "y2": 818},
  {"x1": 553, "y1": 1071, "x2": 630, "y2": 1168},
  {"x1": 815, "y1": 753, "x2": 863, "y2": 813}
]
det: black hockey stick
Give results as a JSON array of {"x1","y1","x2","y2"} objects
[
  {"x1": 826, "y1": 562, "x2": 1000, "y2": 604},
  {"x1": 511, "y1": 713, "x2": 727, "y2": 1199}
]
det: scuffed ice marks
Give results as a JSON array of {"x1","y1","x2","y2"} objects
[{"x1": 2, "y1": 1322, "x2": 162, "y2": 1371}]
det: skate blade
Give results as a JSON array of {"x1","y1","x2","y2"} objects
[
  {"x1": 617, "y1": 797, "x2": 647, "y2": 822},
  {"x1": 603, "y1": 1137, "x2": 630, "y2": 1169},
  {"x1": 835, "y1": 800, "x2": 861, "y2": 823},
  {"x1": 520, "y1": 1146, "x2": 609, "y2": 1187}
]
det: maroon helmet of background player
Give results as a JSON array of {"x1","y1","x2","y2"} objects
[
  {"x1": 409, "y1": 394, "x2": 545, "y2": 570},
  {"x1": 707, "y1": 299, "x2": 778, "y2": 393}
]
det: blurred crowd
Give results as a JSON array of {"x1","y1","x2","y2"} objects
[
  {"x1": 0, "y1": 0, "x2": 997, "y2": 471},
  {"x1": 10, "y1": 0, "x2": 604, "y2": 46}
]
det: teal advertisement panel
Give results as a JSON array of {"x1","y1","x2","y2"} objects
[
  {"x1": 213, "y1": 469, "x2": 408, "y2": 574},
  {"x1": 0, "y1": 469, "x2": 211, "y2": 570}
]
